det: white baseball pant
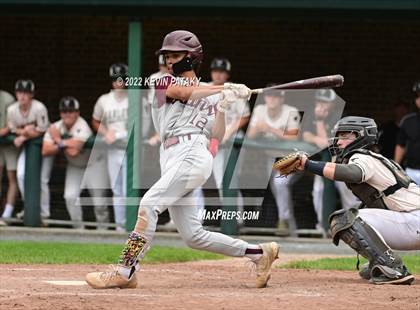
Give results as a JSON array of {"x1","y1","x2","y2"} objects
[
  {"x1": 406, "y1": 168, "x2": 420, "y2": 185},
  {"x1": 358, "y1": 208, "x2": 420, "y2": 251},
  {"x1": 17, "y1": 150, "x2": 53, "y2": 218},
  {"x1": 107, "y1": 148, "x2": 127, "y2": 229},
  {"x1": 137, "y1": 135, "x2": 248, "y2": 256},
  {"x1": 64, "y1": 160, "x2": 109, "y2": 229}
]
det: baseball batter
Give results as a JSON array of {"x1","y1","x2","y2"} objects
[
  {"x1": 291, "y1": 116, "x2": 419, "y2": 284},
  {"x1": 86, "y1": 30, "x2": 279, "y2": 289},
  {"x1": 7, "y1": 80, "x2": 53, "y2": 220},
  {"x1": 0, "y1": 90, "x2": 18, "y2": 221},
  {"x1": 42, "y1": 97, "x2": 109, "y2": 229},
  {"x1": 92, "y1": 64, "x2": 129, "y2": 231}
]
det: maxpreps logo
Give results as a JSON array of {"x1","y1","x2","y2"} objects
[{"x1": 199, "y1": 209, "x2": 260, "y2": 221}]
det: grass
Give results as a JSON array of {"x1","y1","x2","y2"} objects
[
  {"x1": 281, "y1": 255, "x2": 420, "y2": 274},
  {"x1": 0, "y1": 241, "x2": 225, "y2": 264}
]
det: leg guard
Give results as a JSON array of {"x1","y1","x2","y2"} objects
[
  {"x1": 118, "y1": 231, "x2": 149, "y2": 268},
  {"x1": 329, "y1": 208, "x2": 412, "y2": 284}
]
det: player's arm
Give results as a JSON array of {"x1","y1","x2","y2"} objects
[
  {"x1": 166, "y1": 84, "x2": 224, "y2": 102},
  {"x1": 22, "y1": 125, "x2": 44, "y2": 139},
  {"x1": 394, "y1": 145, "x2": 406, "y2": 164},
  {"x1": 268, "y1": 127, "x2": 299, "y2": 141},
  {"x1": 0, "y1": 126, "x2": 10, "y2": 136},
  {"x1": 394, "y1": 120, "x2": 408, "y2": 164},
  {"x1": 211, "y1": 110, "x2": 226, "y2": 142},
  {"x1": 42, "y1": 140, "x2": 60, "y2": 156},
  {"x1": 63, "y1": 139, "x2": 84, "y2": 157},
  {"x1": 298, "y1": 155, "x2": 363, "y2": 183}
]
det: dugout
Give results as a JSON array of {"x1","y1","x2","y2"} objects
[{"x1": 1, "y1": 0, "x2": 420, "y2": 234}]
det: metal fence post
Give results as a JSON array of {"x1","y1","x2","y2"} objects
[
  {"x1": 221, "y1": 139, "x2": 240, "y2": 235},
  {"x1": 126, "y1": 20, "x2": 142, "y2": 231},
  {"x1": 23, "y1": 136, "x2": 43, "y2": 227}
]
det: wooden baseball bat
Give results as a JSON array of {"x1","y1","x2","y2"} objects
[{"x1": 251, "y1": 74, "x2": 344, "y2": 94}]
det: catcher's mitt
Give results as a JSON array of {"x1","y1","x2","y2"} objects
[{"x1": 273, "y1": 151, "x2": 307, "y2": 176}]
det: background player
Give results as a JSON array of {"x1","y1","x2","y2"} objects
[
  {"x1": 208, "y1": 57, "x2": 250, "y2": 227},
  {"x1": 296, "y1": 116, "x2": 419, "y2": 284},
  {"x1": 86, "y1": 30, "x2": 279, "y2": 289},
  {"x1": 7, "y1": 80, "x2": 53, "y2": 221},
  {"x1": 247, "y1": 87, "x2": 300, "y2": 236},
  {"x1": 394, "y1": 81, "x2": 420, "y2": 185},
  {"x1": 0, "y1": 89, "x2": 18, "y2": 222},
  {"x1": 92, "y1": 64, "x2": 128, "y2": 232},
  {"x1": 302, "y1": 89, "x2": 359, "y2": 233},
  {"x1": 42, "y1": 97, "x2": 109, "y2": 229}
]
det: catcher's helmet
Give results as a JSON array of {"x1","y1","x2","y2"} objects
[
  {"x1": 315, "y1": 89, "x2": 336, "y2": 103},
  {"x1": 59, "y1": 96, "x2": 80, "y2": 112},
  {"x1": 109, "y1": 63, "x2": 128, "y2": 81},
  {"x1": 15, "y1": 79, "x2": 35, "y2": 93},
  {"x1": 328, "y1": 116, "x2": 378, "y2": 163},
  {"x1": 210, "y1": 58, "x2": 231, "y2": 73}
]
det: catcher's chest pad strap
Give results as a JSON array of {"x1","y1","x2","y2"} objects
[
  {"x1": 329, "y1": 208, "x2": 358, "y2": 246},
  {"x1": 343, "y1": 149, "x2": 413, "y2": 208}
]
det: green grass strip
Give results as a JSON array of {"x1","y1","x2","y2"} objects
[
  {"x1": 0, "y1": 241, "x2": 224, "y2": 264},
  {"x1": 281, "y1": 255, "x2": 420, "y2": 274}
]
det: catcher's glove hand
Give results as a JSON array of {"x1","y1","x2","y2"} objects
[{"x1": 273, "y1": 151, "x2": 308, "y2": 177}]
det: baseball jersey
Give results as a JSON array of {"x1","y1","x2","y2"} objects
[
  {"x1": 249, "y1": 103, "x2": 301, "y2": 139},
  {"x1": 7, "y1": 99, "x2": 49, "y2": 133},
  {"x1": 92, "y1": 90, "x2": 128, "y2": 136},
  {"x1": 44, "y1": 116, "x2": 93, "y2": 168},
  {"x1": 153, "y1": 74, "x2": 219, "y2": 141},
  {"x1": 144, "y1": 71, "x2": 166, "y2": 137},
  {"x1": 0, "y1": 90, "x2": 15, "y2": 129},
  {"x1": 348, "y1": 153, "x2": 420, "y2": 212}
]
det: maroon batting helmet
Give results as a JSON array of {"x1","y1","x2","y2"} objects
[{"x1": 157, "y1": 30, "x2": 203, "y2": 64}]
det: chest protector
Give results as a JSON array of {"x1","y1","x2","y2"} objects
[{"x1": 342, "y1": 149, "x2": 413, "y2": 209}]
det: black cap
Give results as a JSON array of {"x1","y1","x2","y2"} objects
[
  {"x1": 315, "y1": 89, "x2": 336, "y2": 103},
  {"x1": 15, "y1": 79, "x2": 35, "y2": 93},
  {"x1": 210, "y1": 58, "x2": 231, "y2": 73},
  {"x1": 109, "y1": 63, "x2": 128, "y2": 80},
  {"x1": 59, "y1": 96, "x2": 80, "y2": 112}
]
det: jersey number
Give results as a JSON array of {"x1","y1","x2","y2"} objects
[{"x1": 189, "y1": 114, "x2": 208, "y2": 130}]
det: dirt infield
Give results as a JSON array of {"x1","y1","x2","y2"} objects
[{"x1": 1, "y1": 255, "x2": 419, "y2": 310}]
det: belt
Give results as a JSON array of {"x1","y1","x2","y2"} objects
[{"x1": 163, "y1": 134, "x2": 192, "y2": 150}]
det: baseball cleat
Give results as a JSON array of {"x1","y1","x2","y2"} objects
[
  {"x1": 370, "y1": 265, "x2": 415, "y2": 285},
  {"x1": 85, "y1": 265, "x2": 137, "y2": 289},
  {"x1": 255, "y1": 242, "x2": 279, "y2": 288}
]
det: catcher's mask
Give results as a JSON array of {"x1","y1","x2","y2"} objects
[{"x1": 328, "y1": 116, "x2": 378, "y2": 163}]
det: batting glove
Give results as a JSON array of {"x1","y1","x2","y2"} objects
[
  {"x1": 217, "y1": 89, "x2": 237, "y2": 113},
  {"x1": 224, "y1": 83, "x2": 252, "y2": 100}
]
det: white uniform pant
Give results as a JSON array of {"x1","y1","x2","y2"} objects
[
  {"x1": 406, "y1": 168, "x2": 420, "y2": 185},
  {"x1": 358, "y1": 208, "x2": 420, "y2": 251},
  {"x1": 312, "y1": 175, "x2": 360, "y2": 226},
  {"x1": 138, "y1": 135, "x2": 248, "y2": 257},
  {"x1": 107, "y1": 148, "x2": 127, "y2": 229},
  {"x1": 64, "y1": 162, "x2": 109, "y2": 229},
  {"x1": 17, "y1": 150, "x2": 53, "y2": 218},
  {"x1": 267, "y1": 161, "x2": 300, "y2": 221}
]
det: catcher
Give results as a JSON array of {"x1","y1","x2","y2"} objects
[{"x1": 274, "y1": 116, "x2": 420, "y2": 285}]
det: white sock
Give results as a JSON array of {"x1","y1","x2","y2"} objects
[
  {"x1": 244, "y1": 244, "x2": 263, "y2": 262},
  {"x1": 1, "y1": 204, "x2": 14, "y2": 218},
  {"x1": 117, "y1": 265, "x2": 133, "y2": 279}
]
